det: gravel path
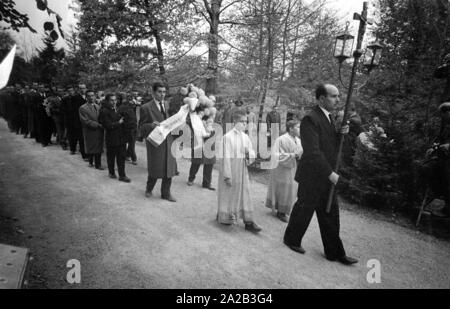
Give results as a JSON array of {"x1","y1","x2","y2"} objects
[{"x1": 0, "y1": 120, "x2": 449, "y2": 289}]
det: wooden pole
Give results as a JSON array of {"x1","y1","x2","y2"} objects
[{"x1": 326, "y1": 2, "x2": 369, "y2": 213}]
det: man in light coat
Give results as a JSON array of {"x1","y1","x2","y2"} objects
[{"x1": 79, "y1": 89, "x2": 104, "y2": 169}]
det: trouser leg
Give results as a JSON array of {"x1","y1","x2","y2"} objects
[
  {"x1": 128, "y1": 130, "x2": 137, "y2": 162},
  {"x1": 106, "y1": 146, "x2": 116, "y2": 175},
  {"x1": 146, "y1": 176, "x2": 157, "y2": 193},
  {"x1": 202, "y1": 164, "x2": 213, "y2": 187},
  {"x1": 117, "y1": 145, "x2": 126, "y2": 177},
  {"x1": 78, "y1": 129, "x2": 86, "y2": 158},
  {"x1": 283, "y1": 199, "x2": 316, "y2": 247},
  {"x1": 41, "y1": 118, "x2": 52, "y2": 145},
  {"x1": 315, "y1": 196, "x2": 346, "y2": 259},
  {"x1": 188, "y1": 162, "x2": 201, "y2": 182},
  {"x1": 67, "y1": 128, "x2": 76, "y2": 152},
  {"x1": 161, "y1": 178, "x2": 172, "y2": 198},
  {"x1": 94, "y1": 153, "x2": 102, "y2": 168},
  {"x1": 53, "y1": 117, "x2": 63, "y2": 143}
]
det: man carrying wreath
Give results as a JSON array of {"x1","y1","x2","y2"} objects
[{"x1": 139, "y1": 82, "x2": 178, "y2": 202}]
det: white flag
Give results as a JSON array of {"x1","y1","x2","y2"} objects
[{"x1": 0, "y1": 44, "x2": 16, "y2": 90}]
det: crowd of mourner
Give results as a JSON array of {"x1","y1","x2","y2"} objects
[{"x1": 1, "y1": 80, "x2": 449, "y2": 266}]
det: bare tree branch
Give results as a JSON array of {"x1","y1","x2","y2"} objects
[{"x1": 219, "y1": 0, "x2": 241, "y2": 15}]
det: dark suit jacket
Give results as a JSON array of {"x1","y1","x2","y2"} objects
[
  {"x1": 266, "y1": 111, "x2": 281, "y2": 131},
  {"x1": 118, "y1": 102, "x2": 137, "y2": 132},
  {"x1": 65, "y1": 94, "x2": 85, "y2": 129},
  {"x1": 98, "y1": 105, "x2": 125, "y2": 147},
  {"x1": 138, "y1": 99, "x2": 177, "y2": 178},
  {"x1": 296, "y1": 105, "x2": 339, "y2": 204}
]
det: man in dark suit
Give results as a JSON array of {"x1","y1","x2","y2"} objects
[
  {"x1": 66, "y1": 83, "x2": 87, "y2": 159},
  {"x1": 283, "y1": 83, "x2": 358, "y2": 266},
  {"x1": 139, "y1": 82, "x2": 177, "y2": 202},
  {"x1": 99, "y1": 93, "x2": 131, "y2": 183},
  {"x1": 117, "y1": 93, "x2": 138, "y2": 165}
]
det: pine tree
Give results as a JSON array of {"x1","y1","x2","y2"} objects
[{"x1": 33, "y1": 35, "x2": 65, "y2": 85}]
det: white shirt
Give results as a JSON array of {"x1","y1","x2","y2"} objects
[
  {"x1": 154, "y1": 99, "x2": 165, "y2": 113},
  {"x1": 319, "y1": 106, "x2": 332, "y2": 123}
]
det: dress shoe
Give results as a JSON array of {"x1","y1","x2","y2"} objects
[
  {"x1": 162, "y1": 195, "x2": 177, "y2": 202},
  {"x1": 245, "y1": 222, "x2": 262, "y2": 233},
  {"x1": 175, "y1": 171, "x2": 180, "y2": 176},
  {"x1": 327, "y1": 255, "x2": 358, "y2": 265},
  {"x1": 187, "y1": 181, "x2": 194, "y2": 186},
  {"x1": 109, "y1": 173, "x2": 117, "y2": 179},
  {"x1": 95, "y1": 166, "x2": 105, "y2": 171},
  {"x1": 119, "y1": 176, "x2": 131, "y2": 183},
  {"x1": 276, "y1": 212, "x2": 289, "y2": 223},
  {"x1": 284, "y1": 241, "x2": 305, "y2": 254},
  {"x1": 145, "y1": 191, "x2": 153, "y2": 198},
  {"x1": 203, "y1": 186, "x2": 216, "y2": 191}
]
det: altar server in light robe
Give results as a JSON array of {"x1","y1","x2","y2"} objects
[
  {"x1": 217, "y1": 110, "x2": 262, "y2": 233},
  {"x1": 266, "y1": 120, "x2": 303, "y2": 222}
]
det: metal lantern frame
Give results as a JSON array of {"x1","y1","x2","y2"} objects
[
  {"x1": 364, "y1": 40, "x2": 383, "y2": 72},
  {"x1": 334, "y1": 22, "x2": 355, "y2": 64}
]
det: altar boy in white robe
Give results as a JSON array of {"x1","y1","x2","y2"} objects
[
  {"x1": 217, "y1": 110, "x2": 262, "y2": 233},
  {"x1": 266, "y1": 120, "x2": 303, "y2": 222}
]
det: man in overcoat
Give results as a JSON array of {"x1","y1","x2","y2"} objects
[
  {"x1": 66, "y1": 83, "x2": 87, "y2": 159},
  {"x1": 139, "y1": 82, "x2": 177, "y2": 202},
  {"x1": 79, "y1": 89, "x2": 104, "y2": 169}
]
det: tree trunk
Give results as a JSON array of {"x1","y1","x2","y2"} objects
[
  {"x1": 275, "y1": 0, "x2": 292, "y2": 106},
  {"x1": 259, "y1": 0, "x2": 273, "y2": 113},
  {"x1": 258, "y1": 0, "x2": 264, "y2": 67},
  {"x1": 153, "y1": 28, "x2": 167, "y2": 82},
  {"x1": 205, "y1": 0, "x2": 221, "y2": 95},
  {"x1": 257, "y1": 0, "x2": 273, "y2": 156},
  {"x1": 290, "y1": 25, "x2": 299, "y2": 78}
]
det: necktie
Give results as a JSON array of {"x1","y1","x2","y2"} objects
[
  {"x1": 329, "y1": 114, "x2": 335, "y2": 128},
  {"x1": 159, "y1": 102, "x2": 166, "y2": 119}
]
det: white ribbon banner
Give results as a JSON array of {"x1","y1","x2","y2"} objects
[
  {"x1": 0, "y1": 45, "x2": 16, "y2": 90},
  {"x1": 147, "y1": 104, "x2": 191, "y2": 147}
]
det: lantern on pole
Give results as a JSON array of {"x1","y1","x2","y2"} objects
[
  {"x1": 326, "y1": 1, "x2": 384, "y2": 214},
  {"x1": 364, "y1": 40, "x2": 383, "y2": 72},
  {"x1": 334, "y1": 22, "x2": 355, "y2": 64}
]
